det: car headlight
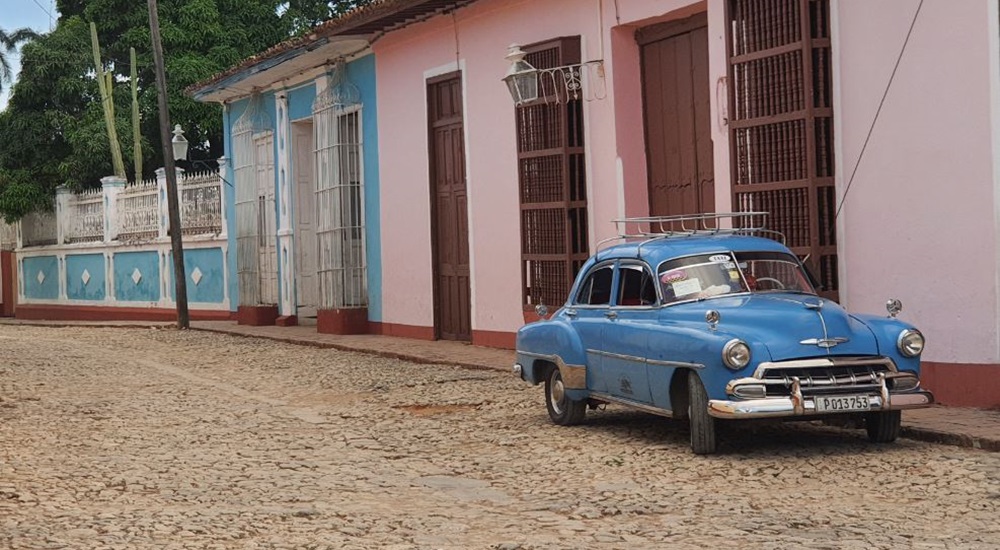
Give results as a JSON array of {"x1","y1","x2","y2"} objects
[
  {"x1": 722, "y1": 339, "x2": 751, "y2": 370},
  {"x1": 897, "y1": 329, "x2": 925, "y2": 357}
]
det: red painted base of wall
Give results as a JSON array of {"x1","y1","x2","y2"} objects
[
  {"x1": 237, "y1": 305, "x2": 278, "y2": 326},
  {"x1": 368, "y1": 322, "x2": 436, "y2": 340},
  {"x1": 317, "y1": 308, "x2": 368, "y2": 335},
  {"x1": 1, "y1": 251, "x2": 14, "y2": 317},
  {"x1": 275, "y1": 315, "x2": 298, "y2": 327},
  {"x1": 472, "y1": 329, "x2": 516, "y2": 349},
  {"x1": 921, "y1": 362, "x2": 1000, "y2": 408},
  {"x1": 15, "y1": 304, "x2": 232, "y2": 322}
]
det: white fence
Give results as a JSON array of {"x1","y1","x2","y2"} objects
[{"x1": 18, "y1": 163, "x2": 226, "y2": 249}]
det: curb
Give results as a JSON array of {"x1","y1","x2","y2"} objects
[
  {"x1": 901, "y1": 426, "x2": 1000, "y2": 452},
  {"x1": 189, "y1": 326, "x2": 505, "y2": 373}
]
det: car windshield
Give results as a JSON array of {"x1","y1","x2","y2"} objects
[{"x1": 658, "y1": 251, "x2": 815, "y2": 304}]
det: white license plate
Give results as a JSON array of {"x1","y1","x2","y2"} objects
[{"x1": 814, "y1": 394, "x2": 871, "y2": 413}]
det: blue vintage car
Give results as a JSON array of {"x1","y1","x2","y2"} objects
[{"x1": 514, "y1": 214, "x2": 934, "y2": 454}]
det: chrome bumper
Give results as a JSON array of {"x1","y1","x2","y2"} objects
[{"x1": 708, "y1": 390, "x2": 934, "y2": 419}]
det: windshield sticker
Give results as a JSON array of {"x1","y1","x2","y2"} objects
[
  {"x1": 723, "y1": 262, "x2": 736, "y2": 269},
  {"x1": 728, "y1": 270, "x2": 741, "y2": 281},
  {"x1": 672, "y1": 278, "x2": 703, "y2": 297},
  {"x1": 709, "y1": 254, "x2": 731, "y2": 263},
  {"x1": 660, "y1": 270, "x2": 687, "y2": 284}
]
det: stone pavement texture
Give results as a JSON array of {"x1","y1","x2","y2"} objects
[
  {"x1": 1, "y1": 324, "x2": 998, "y2": 549},
  {"x1": 2, "y1": 318, "x2": 998, "y2": 452}
]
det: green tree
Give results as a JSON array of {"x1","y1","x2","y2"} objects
[{"x1": 0, "y1": 27, "x2": 40, "y2": 96}]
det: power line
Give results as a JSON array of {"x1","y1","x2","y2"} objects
[
  {"x1": 27, "y1": 0, "x2": 55, "y2": 29},
  {"x1": 834, "y1": 0, "x2": 924, "y2": 221}
]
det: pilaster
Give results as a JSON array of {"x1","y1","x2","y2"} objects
[
  {"x1": 275, "y1": 91, "x2": 296, "y2": 317},
  {"x1": 100, "y1": 175, "x2": 126, "y2": 243}
]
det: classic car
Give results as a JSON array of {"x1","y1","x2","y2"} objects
[{"x1": 513, "y1": 213, "x2": 934, "y2": 454}]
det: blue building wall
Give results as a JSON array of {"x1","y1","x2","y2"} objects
[
  {"x1": 66, "y1": 254, "x2": 106, "y2": 301},
  {"x1": 222, "y1": 54, "x2": 382, "y2": 322},
  {"x1": 167, "y1": 248, "x2": 226, "y2": 303},
  {"x1": 352, "y1": 54, "x2": 383, "y2": 322},
  {"x1": 113, "y1": 251, "x2": 161, "y2": 302},
  {"x1": 22, "y1": 256, "x2": 59, "y2": 300}
]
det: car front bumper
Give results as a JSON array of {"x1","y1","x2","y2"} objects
[{"x1": 708, "y1": 390, "x2": 934, "y2": 419}]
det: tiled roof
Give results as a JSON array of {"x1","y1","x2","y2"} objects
[{"x1": 187, "y1": 0, "x2": 478, "y2": 96}]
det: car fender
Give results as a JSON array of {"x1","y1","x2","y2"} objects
[
  {"x1": 515, "y1": 313, "x2": 588, "y2": 387},
  {"x1": 851, "y1": 314, "x2": 922, "y2": 374}
]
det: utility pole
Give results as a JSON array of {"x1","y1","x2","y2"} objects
[{"x1": 147, "y1": 0, "x2": 190, "y2": 329}]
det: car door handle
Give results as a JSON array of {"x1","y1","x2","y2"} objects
[
  {"x1": 564, "y1": 308, "x2": 577, "y2": 317},
  {"x1": 605, "y1": 311, "x2": 618, "y2": 320}
]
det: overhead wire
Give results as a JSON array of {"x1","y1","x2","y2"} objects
[{"x1": 834, "y1": 0, "x2": 924, "y2": 221}]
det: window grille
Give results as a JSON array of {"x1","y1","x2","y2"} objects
[
  {"x1": 233, "y1": 94, "x2": 277, "y2": 306},
  {"x1": 313, "y1": 74, "x2": 366, "y2": 309},
  {"x1": 517, "y1": 37, "x2": 589, "y2": 309},
  {"x1": 727, "y1": 0, "x2": 838, "y2": 300}
]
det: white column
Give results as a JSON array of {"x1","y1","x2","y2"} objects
[
  {"x1": 156, "y1": 167, "x2": 185, "y2": 239},
  {"x1": 101, "y1": 175, "x2": 126, "y2": 243},
  {"x1": 275, "y1": 91, "x2": 296, "y2": 317},
  {"x1": 217, "y1": 156, "x2": 229, "y2": 238},
  {"x1": 55, "y1": 185, "x2": 72, "y2": 245}
]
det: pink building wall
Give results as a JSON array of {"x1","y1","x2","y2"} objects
[
  {"x1": 834, "y1": 1, "x2": 999, "y2": 364},
  {"x1": 834, "y1": 1, "x2": 1000, "y2": 405},
  {"x1": 374, "y1": 0, "x2": 730, "y2": 339}
]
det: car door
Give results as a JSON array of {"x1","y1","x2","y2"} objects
[
  {"x1": 565, "y1": 262, "x2": 614, "y2": 394},
  {"x1": 601, "y1": 262, "x2": 656, "y2": 404}
]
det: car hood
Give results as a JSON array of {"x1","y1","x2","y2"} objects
[{"x1": 664, "y1": 293, "x2": 879, "y2": 362}]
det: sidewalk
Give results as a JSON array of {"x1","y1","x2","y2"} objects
[{"x1": 3, "y1": 318, "x2": 997, "y2": 452}]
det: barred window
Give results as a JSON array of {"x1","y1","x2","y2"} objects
[
  {"x1": 314, "y1": 103, "x2": 366, "y2": 309},
  {"x1": 518, "y1": 36, "x2": 589, "y2": 310}
]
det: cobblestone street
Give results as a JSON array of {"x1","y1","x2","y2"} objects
[{"x1": 1, "y1": 325, "x2": 998, "y2": 549}]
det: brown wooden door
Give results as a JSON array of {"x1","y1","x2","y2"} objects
[
  {"x1": 428, "y1": 73, "x2": 471, "y2": 341},
  {"x1": 639, "y1": 14, "x2": 715, "y2": 217}
]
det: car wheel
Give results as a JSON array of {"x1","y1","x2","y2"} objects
[
  {"x1": 544, "y1": 366, "x2": 586, "y2": 426},
  {"x1": 865, "y1": 410, "x2": 901, "y2": 443},
  {"x1": 688, "y1": 373, "x2": 717, "y2": 455}
]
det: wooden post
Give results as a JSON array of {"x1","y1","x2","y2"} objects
[{"x1": 147, "y1": 0, "x2": 189, "y2": 329}]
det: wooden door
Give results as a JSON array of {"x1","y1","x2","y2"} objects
[
  {"x1": 428, "y1": 73, "x2": 471, "y2": 341},
  {"x1": 293, "y1": 121, "x2": 317, "y2": 318},
  {"x1": 640, "y1": 14, "x2": 715, "y2": 217}
]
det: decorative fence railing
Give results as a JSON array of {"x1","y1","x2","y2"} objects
[
  {"x1": 17, "y1": 161, "x2": 227, "y2": 249},
  {"x1": 181, "y1": 168, "x2": 224, "y2": 235},
  {"x1": 66, "y1": 188, "x2": 105, "y2": 243},
  {"x1": 118, "y1": 176, "x2": 160, "y2": 241}
]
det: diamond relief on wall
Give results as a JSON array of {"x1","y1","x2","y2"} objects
[
  {"x1": 81, "y1": 269, "x2": 91, "y2": 286},
  {"x1": 131, "y1": 268, "x2": 142, "y2": 285},
  {"x1": 191, "y1": 267, "x2": 203, "y2": 286},
  {"x1": 36, "y1": 271, "x2": 45, "y2": 285}
]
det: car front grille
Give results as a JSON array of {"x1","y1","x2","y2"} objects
[{"x1": 755, "y1": 358, "x2": 895, "y2": 397}]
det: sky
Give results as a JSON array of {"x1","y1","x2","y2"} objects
[{"x1": 1, "y1": 0, "x2": 57, "y2": 110}]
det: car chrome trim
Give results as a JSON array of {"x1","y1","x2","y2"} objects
[
  {"x1": 586, "y1": 349, "x2": 704, "y2": 369},
  {"x1": 707, "y1": 390, "x2": 934, "y2": 419},
  {"x1": 589, "y1": 392, "x2": 674, "y2": 418},
  {"x1": 515, "y1": 351, "x2": 587, "y2": 389},
  {"x1": 751, "y1": 357, "x2": 898, "y2": 379}
]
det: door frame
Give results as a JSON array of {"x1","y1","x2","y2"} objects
[{"x1": 426, "y1": 70, "x2": 472, "y2": 341}]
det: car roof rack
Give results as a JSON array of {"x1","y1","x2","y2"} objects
[{"x1": 596, "y1": 212, "x2": 786, "y2": 251}]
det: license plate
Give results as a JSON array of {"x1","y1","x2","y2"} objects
[{"x1": 814, "y1": 394, "x2": 871, "y2": 413}]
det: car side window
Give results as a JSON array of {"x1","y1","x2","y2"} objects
[
  {"x1": 576, "y1": 265, "x2": 614, "y2": 306},
  {"x1": 617, "y1": 265, "x2": 657, "y2": 306}
]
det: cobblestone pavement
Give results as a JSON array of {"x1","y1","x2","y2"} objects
[{"x1": 1, "y1": 326, "x2": 998, "y2": 550}]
